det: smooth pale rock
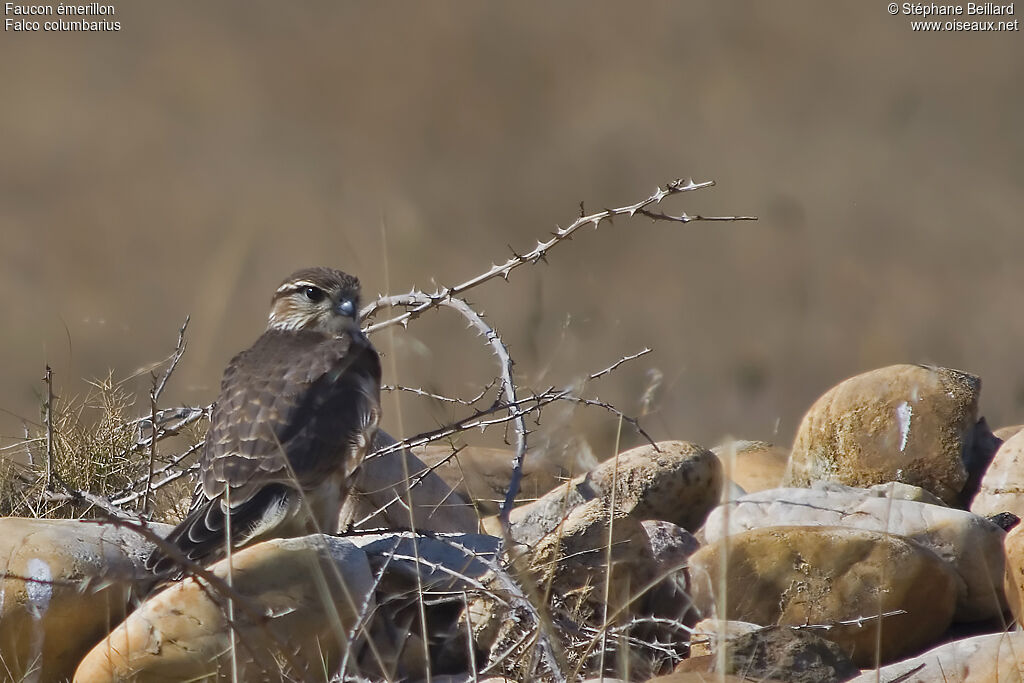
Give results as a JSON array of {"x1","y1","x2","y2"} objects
[
  {"x1": 994, "y1": 424, "x2": 1024, "y2": 441},
  {"x1": 848, "y1": 631, "x2": 1024, "y2": 682},
  {"x1": 341, "y1": 429, "x2": 479, "y2": 533},
  {"x1": 414, "y1": 436, "x2": 598, "y2": 515},
  {"x1": 688, "y1": 525, "x2": 958, "y2": 666},
  {"x1": 1002, "y1": 522, "x2": 1024, "y2": 625},
  {"x1": 507, "y1": 440, "x2": 721, "y2": 545},
  {"x1": 0, "y1": 517, "x2": 170, "y2": 682},
  {"x1": 75, "y1": 535, "x2": 374, "y2": 682},
  {"x1": 713, "y1": 440, "x2": 789, "y2": 494},
  {"x1": 784, "y1": 364, "x2": 980, "y2": 504},
  {"x1": 973, "y1": 429, "x2": 1024, "y2": 519},
  {"x1": 688, "y1": 619, "x2": 760, "y2": 657},
  {"x1": 702, "y1": 484, "x2": 1006, "y2": 621}
]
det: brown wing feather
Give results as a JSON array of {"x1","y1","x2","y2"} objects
[{"x1": 146, "y1": 328, "x2": 381, "y2": 574}]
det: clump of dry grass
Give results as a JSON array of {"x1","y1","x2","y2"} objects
[{"x1": 1, "y1": 368, "x2": 205, "y2": 523}]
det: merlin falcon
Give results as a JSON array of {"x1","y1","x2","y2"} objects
[{"x1": 147, "y1": 267, "x2": 382, "y2": 576}]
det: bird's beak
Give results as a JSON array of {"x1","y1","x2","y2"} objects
[{"x1": 336, "y1": 298, "x2": 356, "y2": 319}]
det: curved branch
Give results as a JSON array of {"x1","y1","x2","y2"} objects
[
  {"x1": 366, "y1": 292, "x2": 528, "y2": 525},
  {"x1": 360, "y1": 178, "x2": 755, "y2": 333}
]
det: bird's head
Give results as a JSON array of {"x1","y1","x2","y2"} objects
[{"x1": 267, "y1": 267, "x2": 363, "y2": 336}]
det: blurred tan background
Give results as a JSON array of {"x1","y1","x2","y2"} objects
[{"x1": 2, "y1": 2, "x2": 1022, "y2": 460}]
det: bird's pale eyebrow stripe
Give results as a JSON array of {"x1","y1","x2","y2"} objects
[{"x1": 275, "y1": 280, "x2": 323, "y2": 295}]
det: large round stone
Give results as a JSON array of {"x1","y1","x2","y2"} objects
[
  {"x1": 1002, "y1": 521, "x2": 1024, "y2": 626},
  {"x1": 713, "y1": 440, "x2": 789, "y2": 494},
  {"x1": 972, "y1": 428, "x2": 1024, "y2": 519},
  {"x1": 784, "y1": 364, "x2": 980, "y2": 504},
  {"x1": 688, "y1": 525, "x2": 958, "y2": 666},
  {"x1": 847, "y1": 631, "x2": 1024, "y2": 682},
  {"x1": 75, "y1": 535, "x2": 374, "y2": 682},
  {"x1": 0, "y1": 517, "x2": 167, "y2": 682},
  {"x1": 507, "y1": 440, "x2": 721, "y2": 545},
  {"x1": 702, "y1": 484, "x2": 1006, "y2": 621}
]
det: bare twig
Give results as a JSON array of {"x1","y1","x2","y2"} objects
[
  {"x1": 153, "y1": 316, "x2": 189, "y2": 402},
  {"x1": 337, "y1": 536, "x2": 401, "y2": 679},
  {"x1": 361, "y1": 178, "x2": 755, "y2": 333},
  {"x1": 588, "y1": 348, "x2": 651, "y2": 381},
  {"x1": 366, "y1": 292, "x2": 529, "y2": 529},
  {"x1": 564, "y1": 396, "x2": 657, "y2": 449},
  {"x1": 142, "y1": 374, "x2": 158, "y2": 513},
  {"x1": 128, "y1": 405, "x2": 210, "y2": 453},
  {"x1": 111, "y1": 463, "x2": 198, "y2": 507},
  {"x1": 434, "y1": 535, "x2": 566, "y2": 681},
  {"x1": 381, "y1": 382, "x2": 495, "y2": 406},
  {"x1": 43, "y1": 366, "x2": 54, "y2": 491}
]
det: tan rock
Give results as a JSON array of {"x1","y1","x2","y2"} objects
[
  {"x1": 507, "y1": 440, "x2": 721, "y2": 545},
  {"x1": 973, "y1": 429, "x2": 1024, "y2": 518},
  {"x1": 414, "y1": 436, "x2": 598, "y2": 515},
  {"x1": 530, "y1": 497, "x2": 658, "y2": 622},
  {"x1": 1002, "y1": 522, "x2": 1024, "y2": 625},
  {"x1": 468, "y1": 498, "x2": 663, "y2": 680},
  {"x1": 702, "y1": 484, "x2": 1006, "y2": 621},
  {"x1": 688, "y1": 618, "x2": 759, "y2": 657},
  {"x1": 848, "y1": 631, "x2": 1024, "y2": 682},
  {"x1": 341, "y1": 429, "x2": 479, "y2": 533},
  {"x1": 713, "y1": 440, "x2": 789, "y2": 494},
  {"x1": 75, "y1": 535, "x2": 375, "y2": 682},
  {"x1": 688, "y1": 525, "x2": 958, "y2": 667},
  {"x1": 784, "y1": 364, "x2": 980, "y2": 504},
  {"x1": 0, "y1": 517, "x2": 169, "y2": 682}
]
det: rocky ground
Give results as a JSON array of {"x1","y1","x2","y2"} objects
[{"x1": 2, "y1": 362, "x2": 1024, "y2": 681}]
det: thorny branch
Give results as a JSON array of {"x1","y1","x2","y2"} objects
[
  {"x1": 382, "y1": 381, "x2": 496, "y2": 406},
  {"x1": 360, "y1": 178, "x2": 755, "y2": 333},
  {"x1": 361, "y1": 178, "x2": 750, "y2": 520},
  {"x1": 153, "y1": 316, "x2": 189, "y2": 402},
  {"x1": 367, "y1": 291, "x2": 529, "y2": 526}
]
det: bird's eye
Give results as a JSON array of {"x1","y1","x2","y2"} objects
[{"x1": 303, "y1": 286, "x2": 325, "y2": 302}]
